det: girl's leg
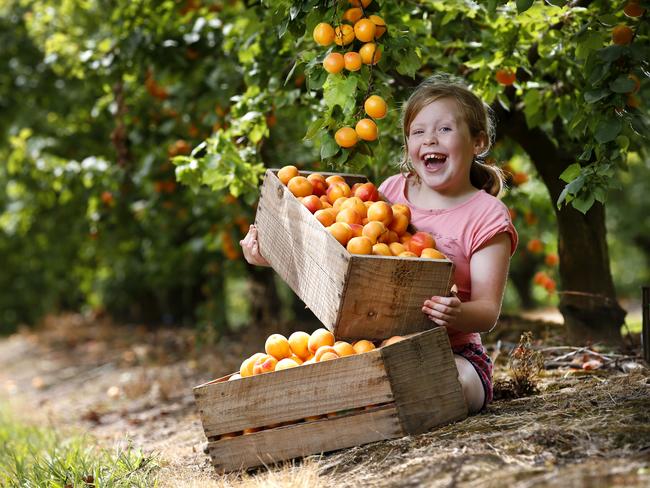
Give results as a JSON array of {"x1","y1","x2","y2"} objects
[{"x1": 454, "y1": 354, "x2": 486, "y2": 414}]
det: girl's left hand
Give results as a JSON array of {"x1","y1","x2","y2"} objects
[{"x1": 422, "y1": 294, "x2": 462, "y2": 327}]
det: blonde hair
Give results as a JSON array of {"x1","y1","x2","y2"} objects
[{"x1": 400, "y1": 73, "x2": 504, "y2": 197}]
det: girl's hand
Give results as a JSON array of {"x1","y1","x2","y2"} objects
[
  {"x1": 422, "y1": 290, "x2": 461, "y2": 327},
  {"x1": 239, "y1": 225, "x2": 270, "y2": 266}
]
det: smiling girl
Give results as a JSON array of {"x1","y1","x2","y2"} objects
[{"x1": 378, "y1": 74, "x2": 518, "y2": 413}]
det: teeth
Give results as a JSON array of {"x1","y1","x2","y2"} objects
[{"x1": 423, "y1": 153, "x2": 445, "y2": 162}]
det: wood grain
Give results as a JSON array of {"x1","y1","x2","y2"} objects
[
  {"x1": 206, "y1": 405, "x2": 402, "y2": 473},
  {"x1": 380, "y1": 327, "x2": 467, "y2": 434},
  {"x1": 194, "y1": 350, "x2": 393, "y2": 438},
  {"x1": 336, "y1": 255, "x2": 455, "y2": 339}
]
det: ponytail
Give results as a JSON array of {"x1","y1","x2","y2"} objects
[{"x1": 470, "y1": 160, "x2": 505, "y2": 198}]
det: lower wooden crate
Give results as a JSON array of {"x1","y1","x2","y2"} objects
[{"x1": 193, "y1": 327, "x2": 468, "y2": 473}]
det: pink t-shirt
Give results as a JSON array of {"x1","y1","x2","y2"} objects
[{"x1": 379, "y1": 174, "x2": 518, "y2": 348}]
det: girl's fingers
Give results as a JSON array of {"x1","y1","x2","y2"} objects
[{"x1": 421, "y1": 306, "x2": 453, "y2": 323}]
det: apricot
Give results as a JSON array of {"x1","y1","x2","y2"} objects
[
  {"x1": 399, "y1": 251, "x2": 418, "y2": 258},
  {"x1": 354, "y1": 19, "x2": 376, "y2": 43},
  {"x1": 325, "y1": 174, "x2": 346, "y2": 186},
  {"x1": 408, "y1": 231, "x2": 436, "y2": 257},
  {"x1": 362, "y1": 221, "x2": 387, "y2": 244},
  {"x1": 372, "y1": 243, "x2": 392, "y2": 256},
  {"x1": 287, "y1": 332, "x2": 310, "y2": 360},
  {"x1": 287, "y1": 176, "x2": 313, "y2": 197},
  {"x1": 391, "y1": 203, "x2": 411, "y2": 220},
  {"x1": 314, "y1": 345, "x2": 339, "y2": 362},
  {"x1": 367, "y1": 201, "x2": 393, "y2": 226},
  {"x1": 333, "y1": 341, "x2": 356, "y2": 357},
  {"x1": 336, "y1": 207, "x2": 363, "y2": 225},
  {"x1": 389, "y1": 242, "x2": 407, "y2": 256},
  {"x1": 265, "y1": 333, "x2": 292, "y2": 360},
  {"x1": 302, "y1": 195, "x2": 323, "y2": 213},
  {"x1": 327, "y1": 222, "x2": 353, "y2": 246},
  {"x1": 253, "y1": 354, "x2": 278, "y2": 375},
  {"x1": 313, "y1": 23, "x2": 335, "y2": 46},
  {"x1": 308, "y1": 328, "x2": 335, "y2": 353},
  {"x1": 275, "y1": 358, "x2": 300, "y2": 370},
  {"x1": 400, "y1": 232, "x2": 412, "y2": 246},
  {"x1": 327, "y1": 182, "x2": 351, "y2": 203},
  {"x1": 353, "y1": 340, "x2": 376, "y2": 354},
  {"x1": 319, "y1": 351, "x2": 340, "y2": 362},
  {"x1": 354, "y1": 182, "x2": 379, "y2": 202},
  {"x1": 289, "y1": 354, "x2": 304, "y2": 365},
  {"x1": 332, "y1": 196, "x2": 348, "y2": 212},
  {"x1": 307, "y1": 173, "x2": 328, "y2": 196},
  {"x1": 343, "y1": 7, "x2": 363, "y2": 23},
  {"x1": 347, "y1": 236, "x2": 373, "y2": 255},
  {"x1": 240, "y1": 352, "x2": 266, "y2": 377},
  {"x1": 341, "y1": 196, "x2": 367, "y2": 218},
  {"x1": 314, "y1": 208, "x2": 336, "y2": 227},
  {"x1": 228, "y1": 373, "x2": 242, "y2": 381},
  {"x1": 349, "y1": 223, "x2": 364, "y2": 238},
  {"x1": 421, "y1": 248, "x2": 446, "y2": 259},
  {"x1": 277, "y1": 165, "x2": 299, "y2": 185},
  {"x1": 388, "y1": 212, "x2": 409, "y2": 235},
  {"x1": 369, "y1": 15, "x2": 386, "y2": 38},
  {"x1": 381, "y1": 336, "x2": 405, "y2": 347},
  {"x1": 359, "y1": 42, "x2": 381, "y2": 65}
]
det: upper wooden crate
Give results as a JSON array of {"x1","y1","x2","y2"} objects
[{"x1": 255, "y1": 169, "x2": 455, "y2": 340}]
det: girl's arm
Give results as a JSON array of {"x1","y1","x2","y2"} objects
[{"x1": 422, "y1": 232, "x2": 511, "y2": 333}]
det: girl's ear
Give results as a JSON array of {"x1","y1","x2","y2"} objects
[{"x1": 474, "y1": 131, "x2": 488, "y2": 155}]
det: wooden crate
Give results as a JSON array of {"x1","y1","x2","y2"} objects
[
  {"x1": 255, "y1": 169, "x2": 455, "y2": 340},
  {"x1": 194, "y1": 327, "x2": 467, "y2": 473}
]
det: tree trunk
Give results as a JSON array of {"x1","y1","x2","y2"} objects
[
  {"x1": 498, "y1": 108, "x2": 625, "y2": 345},
  {"x1": 509, "y1": 251, "x2": 539, "y2": 309}
]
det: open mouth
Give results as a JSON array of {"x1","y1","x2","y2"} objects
[{"x1": 422, "y1": 152, "x2": 447, "y2": 169}]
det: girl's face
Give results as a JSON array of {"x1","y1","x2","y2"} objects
[{"x1": 407, "y1": 98, "x2": 485, "y2": 195}]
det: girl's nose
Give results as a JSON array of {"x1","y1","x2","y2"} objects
[{"x1": 424, "y1": 132, "x2": 437, "y2": 144}]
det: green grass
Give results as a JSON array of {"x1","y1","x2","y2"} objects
[
  {"x1": 0, "y1": 404, "x2": 158, "y2": 487},
  {"x1": 623, "y1": 317, "x2": 643, "y2": 335}
]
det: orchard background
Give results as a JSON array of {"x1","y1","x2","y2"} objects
[
  {"x1": 2, "y1": 0, "x2": 648, "y2": 343},
  {"x1": 0, "y1": 0, "x2": 649, "y2": 485}
]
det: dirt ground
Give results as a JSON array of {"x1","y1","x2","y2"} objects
[{"x1": 0, "y1": 313, "x2": 649, "y2": 488}]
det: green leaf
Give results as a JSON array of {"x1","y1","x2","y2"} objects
[
  {"x1": 594, "y1": 117, "x2": 622, "y2": 143},
  {"x1": 396, "y1": 49, "x2": 421, "y2": 77},
  {"x1": 572, "y1": 194, "x2": 595, "y2": 214},
  {"x1": 578, "y1": 145, "x2": 593, "y2": 161},
  {"x1": 523, "y1": 90, "x2": 543, "y2": 128},
  {"x1": 615, "y1": 135, "x2": 629, "y2": 151},
  {"x1": 323, "y1": 75, "x2": 358, "y2": 115},
  {"x1": 516, "y1": 0, "x2": 534, "y2": 13},
  {"x1": 584, "y1": 88, "x2": 610, "y2": 103},
  {"x1": 320, "y1": 132, "x2": 339, "y2": 159},
  {"x1": 560, "y1": 163, "x2": 581, "y2": 183},
  {"x1": 303, "y1": 118, "x2": 324, "y2": 141},
  {"x1": 598, "y1": 45, "x2": 624, "y2": 62},
  {"x1": 609, "y1": 76, "x2": 635, "y2": 94}
]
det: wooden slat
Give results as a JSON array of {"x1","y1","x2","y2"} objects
[
  {"x1": 255, "y1": 170, "x2": 350, "y2": 330},
  {"x1": 194, "y1": 350, "x2": 392, "y2": 438},
  {"x1": 336, "y1": 255, "x2": 455, "y2": 339},
  {"x1": 206, "y1": 405, "x2": 402, "y2": 473},
  {"x1": 380, "y1": 327, "x2": 467, "y2": 434}
]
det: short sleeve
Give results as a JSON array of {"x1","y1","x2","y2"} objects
[
  {"x1": 470, "y1": 202, "x2": 518, "y2": 257},
  {"x1": 378, "y1": 174, "x2": 403, "y2": 204}
]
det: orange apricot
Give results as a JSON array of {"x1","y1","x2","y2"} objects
[
  {"x1": 349, "y1": 223, "x2": 364, "y2": 238},
  {"x1": 353, "y1": 340, "x2": 376, "y2": 354},
  {"x1": 359, "y1": 42, "x2": 382, "y2": 65},
  {"x1": 277, "y1": 165, "x2": 299, "y2": 185},
  {"x1": 313, "y1": 23, "x2": 335, "y2": 46},
  {"x1": 355, "y1": 118, "x2": 378, "y2": 141},
  {"x1": 347, "y1": 236, "x2": 373, "y2": 255},
  {"x1": 307, "y1": 173, "x2": 328, "y2": 196},
  {"x1": 388, "y1": 212, "x2": 409, "y2": 235},
  {"x1": 302, "y1": 195, "x2": 323, "y2": 213},
  {"x1": 335, "y1": 126, "x2": 359, "y2": 148},
  {"x1": 308, "y1": 328, "x2": 335, "y2": 353},
  {"x1": 381, "y1": 336, "x2": 405, "y2": 347},
  {"x1": 252, "y1": 354, "x2": 278, "y2": 375},
  {"x1": 341, "y1": 196, "x2": 367, "y2": 218},
  {"x1": 367, "y1": 201, "x2": 393, "y2": 226},
  {"x1": 408, "y1": 231, "x2": 436, "y2": 257},
  {"x1": 327, "y1": 182, "x2": 351, "y2": 203},
  {"x1": 275, "y1": 358, "x2": 300, "y2": 370},
  {"x1": 333, "y1": 341, "x2": 356, "y2": 357},
  {"x1": 314, "y1": 345, "x2": 339, "y2": 362},
  {"x1": 612, "y1": 25, "x2": 634, "y2": 45},
  {"x1": 344, "y1": 52, "x2": 362, "y2": 71},
  {"x1": 362, "y1": 221, "x2": 387, "y2": 244},
  {"x1": 323, "y1": 52, "x2": 345, "y2": 74},
  {"x1": 334, "y1": 24, "x2": 355, "y2": 46},
  {"x1": 327, "y1": 222, "x2": 353, "y2": 245},
  {"x1": 314, "y1": 208, "x2": 337, "y2": 227},
  {"x1": 389, "y1": 242, "x2": 407, "y2": 256},
  {"x1": 354, "y1": 19, "x2": 376, "y2": 43},
  {"x1": 372, "y1": 243, "x2": 392, "y2": 256},
  {"x1": 265, "y1": 333, "x2": 292, "y2": 360},
  {"x1": 354, "y1": 182, "x2": 379, "y2": 202},
  {"x1": 420, "y1": 248, "x2": 446, "y2": 259},
  {"x1": 369, "y1": 15, "x2": 386, "y2": 38},
  {"x1": 495, "y1": 69, "x2": 516, "y2": 86},
  {"x1": 336, "y1": 207, "x2": 362, "y2": 225},
  {"x1": 391, "y1": 203, "x2": 411, "y2": 220},
  {"x1": 240, "y1": 352, "x2": 266, "y2": 377},
  {"x1": 364, "y1": 95, "x2": 387, "y2": 119},
  {"x1": 325, "y1": 174, "x2": 346, "y2": 186},
  {"x1": 287, "y1": 176, "x2": 313, "y2": 197},
  {"x1": 343, "y1": 7, "x2": 363, "y2": 23}
]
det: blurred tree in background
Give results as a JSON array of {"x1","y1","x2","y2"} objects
[{"x1": 0, "y1": 0, "x2": 648, "y2": 345}]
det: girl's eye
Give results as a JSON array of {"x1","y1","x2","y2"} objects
[
  {"x1": 440, "y1": 127, "x2": 451, "y2": 132},
  {"x1": 411, "y1": 130, "x2": 423, "y2": 135}
]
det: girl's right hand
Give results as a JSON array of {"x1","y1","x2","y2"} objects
[{"x1": 240, "y1": 225, "x2": 270, "y2": 267}]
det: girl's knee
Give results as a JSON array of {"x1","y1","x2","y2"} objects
[{"x1": 454, "y1": 355, "x2": 486, "y2": 414}]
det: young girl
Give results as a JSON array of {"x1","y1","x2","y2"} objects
[
  {"x1": 241, "y1": 74, "x2": 517, "y2": 414},
  {"x1": 379, "y1": 74, "x2": 518, "y2": 413}
]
